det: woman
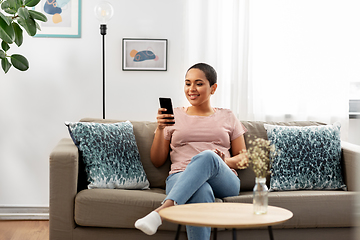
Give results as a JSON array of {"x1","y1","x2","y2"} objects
[{"x1": 135, "y1": 63, "x2": 248, "y2": 240}]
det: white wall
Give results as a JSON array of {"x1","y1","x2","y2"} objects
[
  {"x1": 0, "y1": 0, "x2": 186, "y2": 206},
  {"x1": 1, "y1": 0, "x2": 359, "y2": 207},
  {"x1": 349, "y1": 119, "x2": 360, "y2": 145}
]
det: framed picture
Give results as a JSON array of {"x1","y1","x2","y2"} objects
[
  {"x1": 122, "y1": 38, "x2": 167, "y2": 71},
  {"x1": 33, "y1": 0, "x2": 81, "y2": 38}
]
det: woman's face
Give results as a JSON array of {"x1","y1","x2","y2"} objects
[{"x1": 184, "y1": 68, "x2": 217, "y2": 107}]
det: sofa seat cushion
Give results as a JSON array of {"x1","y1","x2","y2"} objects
[
  {"x1": 75, "y1": 188, "x2": 167, "y2": 228},
  {"x1": 223, "y1": 190, "x2": 356, "y2": 228},
  {"x1": 75, "y1": 188, "x2": 224, "y2": 230}
]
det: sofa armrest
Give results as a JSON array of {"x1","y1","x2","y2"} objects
[
  {"x1": 341, "y1": 141, "x2": 360, "y2": 191},
  {"x1": 49, "y1": 138, "x2": 79, "y2": 240}
]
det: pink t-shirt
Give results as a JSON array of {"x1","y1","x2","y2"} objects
[{"x1": 163, "y1": 107, "x2": 247, "y2": 175}]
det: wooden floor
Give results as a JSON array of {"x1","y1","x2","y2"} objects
[{"x1": 0, "y1": 221, "x2": 49, "y2": 240}]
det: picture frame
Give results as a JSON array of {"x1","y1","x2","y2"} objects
[
  {"x1": 33, "y1": 0, "x2": 82, "y2": 38},
  {"x1": 122, "y1": 38, "x2": 167, "y2": 71}
]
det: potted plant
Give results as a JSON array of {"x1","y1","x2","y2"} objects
[{"x1": 0, "y1": 0, "x2": 47, "y2": 73}]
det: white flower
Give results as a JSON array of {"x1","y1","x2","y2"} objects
[{"x1": 237, "y1": 136, "x2": 279, "y2": 178}]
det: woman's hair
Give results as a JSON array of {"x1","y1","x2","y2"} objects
[{"x1": 187, "y1": 63, "x2": 217, "y2": 86}]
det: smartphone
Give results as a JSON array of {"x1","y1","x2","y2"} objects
[{"x1": 159, "y1": 97, "x2": 175, "y2": 124}]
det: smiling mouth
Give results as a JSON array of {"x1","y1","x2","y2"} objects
[{"x1": 189, "y1": 94, "x2": 200, "y2": 100}]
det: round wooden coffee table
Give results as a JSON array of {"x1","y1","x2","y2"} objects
[{"x1": 159, "y1": 202, "x2": 293, "y2": 240}]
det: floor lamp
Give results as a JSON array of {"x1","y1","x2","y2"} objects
[{"x1": 94, "y1": 2, "x2": 114, "y2": 119}]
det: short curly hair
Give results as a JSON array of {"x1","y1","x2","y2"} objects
[{"x1": 187, "y1": 63, "x2": 217, "y2": 86}]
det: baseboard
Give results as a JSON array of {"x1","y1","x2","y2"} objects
[{"x1": 0, "y1": 206, "x2": 49, "y2": 220}]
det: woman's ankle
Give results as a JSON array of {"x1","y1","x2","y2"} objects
[{"x1": 155, "y1": 199, "x2": 175, "y2": 213}]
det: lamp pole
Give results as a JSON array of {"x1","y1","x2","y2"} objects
[
  {"x1": 100, "y1": 24, "x2": 107, "y2": 119},
  {"x1": 94, "y1": 2, "x2": 114, "y2": 119}
]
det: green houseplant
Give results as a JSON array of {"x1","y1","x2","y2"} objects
[{"x1": 0, "y1": 0, "x2": 47, "y2": 73}]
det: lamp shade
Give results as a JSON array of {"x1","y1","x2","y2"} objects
[{"x1": 94, "y1": 1, "x2": 114, "y2": 24}]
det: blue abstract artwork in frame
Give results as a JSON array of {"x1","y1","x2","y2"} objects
[{"x1": 33, "y1": 0, "x2": 81, "y2": 38}]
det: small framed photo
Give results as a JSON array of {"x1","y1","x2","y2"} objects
[
  {"x1": 33, "y1": 0, "x2": 82, "y2": 38},
  {"x1": 122, "y1": 38, "x2": 167, "y2": 71}
]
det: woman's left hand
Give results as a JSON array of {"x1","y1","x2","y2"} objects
[
  {"x1": 237, "y1": 152, "x2": 249, "y2": 169},
  {"x1": 213, "y1": 149, "x2": 225, "y2": 161}
]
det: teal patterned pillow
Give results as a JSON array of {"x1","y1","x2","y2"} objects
[
  {"x1": 264, "y1": 123, "x2": 346, "y2": 191},
  {"x1": 66, "y1": 121, "x2": 150, "y2": 189}
]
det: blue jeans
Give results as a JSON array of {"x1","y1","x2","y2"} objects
[{"x1": 164, "y1": 150, "x2": 241, "y2": 240}]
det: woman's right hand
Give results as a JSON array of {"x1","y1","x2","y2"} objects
[
  {"x1": 156, "y1": 108, "x2": 175, "y2": 130},
  {"x1": 151, "y1": 108, "x2": 172, "y2": 167}
]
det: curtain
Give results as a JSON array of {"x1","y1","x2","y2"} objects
[{"x1": 184, "y1": 0, "x2": 360, "y2": 140}]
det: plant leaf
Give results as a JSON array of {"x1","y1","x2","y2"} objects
[
  {"x1": 0, "y1": 49, "x2": 5, "y2": 59},
  {"x1": 17, "y1": 16, "x2": 36, "y2": 36},
  {"x1": 12, "y1": 22, "x2": 23, "y2": 46},
  {"x1": 24, "y1": 0, "x2": 41, "y2": 7},
  {"x1": 10, "y1": 0, "x2": 21, "y2": 9},
  {"x1": 1, "y1": 1, "x2": 15, "y2": 15},
  {"x1": 18, "y1": 7, "x2": 30, "y2": 20},
  {"x1": 10, "y1": 54, "x2": 28, "y2": 71},
  {"x1": 1, "y1": 57, "x2": 11, "y2": 73},
  {"x1": 0, "y1": 12, "x2": 11, "y2": 25},
  {"x1": 0, "y1": 17, "x2": 15, "y2": 43},
  {"x1": 1, "y1": 0, "x2": 20, "y2": 14},
  {"x1": 28, "y1": 10, "x2": 47, "y2": 22},
  {"x1": 1, "y1": 40, "x2": 10, "y2": 51},
  {"x1": 34, "y1": 20, "x2": 40, "y2": 31}
]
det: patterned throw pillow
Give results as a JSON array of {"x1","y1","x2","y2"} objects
[
  {"x1": 264, "y1": 123, "x2": 346, "y2": 191},
  {"x1": 66, "y1": 121, "x2": 150, "y2": 189}
]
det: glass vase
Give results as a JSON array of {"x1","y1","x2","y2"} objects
[{"x1": 253, "y1": 177, "x2": 268, "y2": 214}]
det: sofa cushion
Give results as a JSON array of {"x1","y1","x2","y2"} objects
[
  {"x1": 66, "y1": 121, "x2": 149, "y2": 189},
  {"x1": 223, "y1": 190, "x2": 356, "y2": 228},
  {"x1": 79, "y1": 118, "x2": 171, "y2": 189},
  {"x1": 238, "y1": 121, "x2": 326, "y2": 192},
  {"x1": 75, "y1": 188, "x2": 167, "y2": 228},
  {"x1": 264, "y1": 123, "x2": 346, "y2": 191},
  {"x1": 130, "y1": 121, "x2": 171, "y2": 189},
  {"x1": 75, "y1": 188, "x2": 223, "y2": 230}
]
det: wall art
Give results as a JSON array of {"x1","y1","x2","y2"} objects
[
  {"x1": 122, "y1": 38, "x2": 167, "y2": 71},
  {"x1": 33, "y1": 0, "x2": 81, "y2": 38}
]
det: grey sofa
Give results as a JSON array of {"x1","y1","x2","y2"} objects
[{"x1": 49, "y1": 118, "x2": 359, "y2": 240}]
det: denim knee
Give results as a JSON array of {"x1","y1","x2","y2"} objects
[
  {"x1": 192, "y1": 150, "x2": 220, "y2": 165},
  {"x1": 187, "y1": 182, "x2": 215, "y2": 204},
  {"x1": 198, "y1": 149, "x2": 219, "y2": 159}
]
